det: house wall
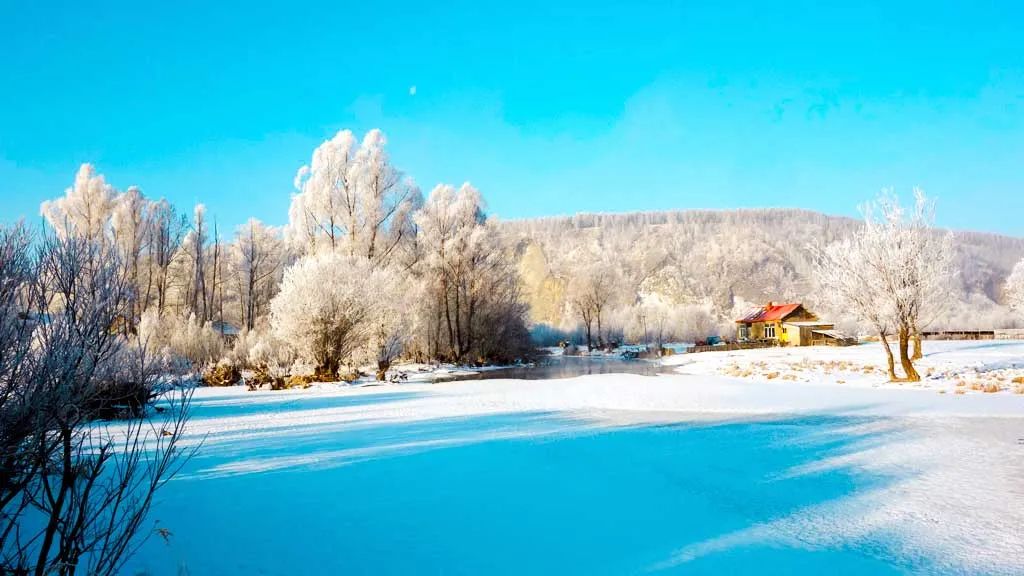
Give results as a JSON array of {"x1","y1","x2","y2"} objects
[
  {"x1": 737, "y1": 321, "x2": 784, "y2": 342},
  {"x1": 783, "y1": 323, "x2": 802, "y2": 346}
]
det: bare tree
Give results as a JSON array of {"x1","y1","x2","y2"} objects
[{"x1": 0, "y1": 227, "x2": 194, "y2": 576}]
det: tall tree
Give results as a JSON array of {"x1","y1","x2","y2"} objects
[
  {"x1": 287, "y1": 129, "x2": 421, "y2": 263},
  {"x1": 40, "y1": 164, "x2": 117, "y2": 243},
  {"x1": 414, "y1": 183, "x2": 526, "y2": 362},
  {"x1": 231, "y1": 219, "x2": 284, "y2": 331},
  {"x1": 815, "y1": 190, "x2": 953, "y2": 382}
]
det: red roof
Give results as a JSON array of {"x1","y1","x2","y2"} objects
[{"x1": 736, "y1": 303, "x2": 802, "y2": 324}]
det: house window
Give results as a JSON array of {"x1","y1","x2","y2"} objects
[{"x1": 764, "y1": 324, "x2": 776, "y2": 338}]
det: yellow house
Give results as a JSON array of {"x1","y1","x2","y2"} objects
[{"x1": 735, "y1": 302, "x2": 835, "y2": 347}]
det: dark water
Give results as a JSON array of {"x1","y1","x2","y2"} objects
[{"x1": 430, "y1": 354, "x2": 673, "y2": 382}]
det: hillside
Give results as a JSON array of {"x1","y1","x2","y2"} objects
[{"x1": 500, "y1": 208, "x2": 1024, "y2": 334}]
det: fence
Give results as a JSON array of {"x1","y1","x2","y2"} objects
[
  {"x1": 686, "y1": 341, "x2": 779, "y2": 354},
  {"x1": 921, "y1": 330, "x2": 995, "y2": 341}
]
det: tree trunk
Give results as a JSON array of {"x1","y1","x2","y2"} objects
[
  {"x1": 879, "y1": 331, "x2": 897, "y2": 381},
  {"x1": 911, "y1": 320, "x2": 923, "y2": 360},
  {"x1": 898, "y1": 327, "x2": 920, "y2": 382},
  {"x1": 585, "y1": 321, "x2": 593, "y2": 350}
]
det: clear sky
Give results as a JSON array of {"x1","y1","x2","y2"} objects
[{"x1": 2, "y1": 1, "x2": 1022, "y2": 235}]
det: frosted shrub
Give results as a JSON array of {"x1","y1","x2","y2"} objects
[
  {"x1": 138, "y1": 308, "x2": 224, "y2": 368},
  {"x1": 270, "y1": 252, "x2": 374, "y2": 379}
]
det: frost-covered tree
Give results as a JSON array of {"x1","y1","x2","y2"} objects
[
  {"x1": 286, "y1": 130, "x2": 358, "y2": 254},
  {"x1": 269, "y1": 253, "x2": 374, "y2": 378},
  {"x1": 183, "y1": 204, "x2": 210, "y2": 321},
  {"x1": 866, "y1": 190, "x2": 954, "y2": 378},
  {"x1": 814, "y1": 190, "x2": 952, "y2": 382},
  {"x1": 625, "y1": 297, "x2": 684, "y2": 350},
  {"x1": 359, "y1": 267, "x2": 413, "y2": 379},
  {"x1": 144, "y1": 199, "x2": 188, "y2": 316},
  {"x1": 565, "y1": 255, "x2": 623, "y2": 349},
  {"x1": 287, "y1": 129, "x2": 421, "y2": 263},
  {"x1": 111, "y1": 186, "x2": 160, "y2": 330},
  {"x1": 413, "y1": 183, "x2": 529, "y2": 362},
  {"x1": 40, "y1": 164, "x2": 117, "y2": 243},
  {"x1": 813, "y1": 222, "x2": 899, "y2": 379},
  {"x1": 231, "y1": 219, "x2": 284, "y2": 331},
  {"x1": 1006, "y1": 258, "x2": 1024, "y2": 312},
  {"x1": 350, "y1": 130, "x2": 422, "y2": 262}
]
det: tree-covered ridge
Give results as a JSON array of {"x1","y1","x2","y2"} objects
[{"x1": 502, "y1": 207, "x2": 1024, "y2": 336}]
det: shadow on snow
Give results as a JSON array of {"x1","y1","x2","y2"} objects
[{"x1": 128, "y1": 400, "x2": 913, "y2": 575}]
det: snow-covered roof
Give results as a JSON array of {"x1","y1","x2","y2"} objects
[
  {"x1": 784, "y1": 321, "x2": 834, "y2": 327},
  {"x1": 811, "y1": 329, "x2": 847, "y2": 339}
]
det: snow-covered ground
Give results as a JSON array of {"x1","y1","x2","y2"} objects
[
  {"x1": 124, "y1": 340, "x2": 1024, "y2": 575},
  {"x1": 666, "y1": 339, "x2": 1024, "y2": 394}
]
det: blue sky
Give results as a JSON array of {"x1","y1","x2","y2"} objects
[{"x1": 2, "y1": 1, "x2": 1023, "y2": 235}]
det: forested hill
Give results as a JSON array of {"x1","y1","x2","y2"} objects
[{"x1": 499, "y1": 208, "x2": 1024, "y2": 333}]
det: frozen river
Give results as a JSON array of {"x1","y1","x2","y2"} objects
[
  {"x1": 123, "y1": 354, "x2": 1024, "y2": 575},
  {"x1": 430, "y1": 354, "x2": 673, "y2": 382}
]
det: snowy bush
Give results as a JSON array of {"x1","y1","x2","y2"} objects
[
  {"x1": 270, "y1": 252, "x2": 375, "y2": 379},
  {"x1": 138, "y1": 308, "x2": 225, "y2": 369}
]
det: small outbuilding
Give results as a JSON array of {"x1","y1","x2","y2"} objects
[{"x1": 735, "y1": 302, "x2": 836, "y2": 347}]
